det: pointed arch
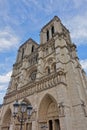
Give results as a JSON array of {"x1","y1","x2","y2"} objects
[
  {"x1": 21, "y1": 98, "x2": 31, "y2": 105},
  {"x1": 38, "y1": 93, "x2": 58, "y2": 121},
  {"x1": 51, "y1": 62, "x2": 56, "y2": 72},
  {"x1": 44, "y1": 57, "x2": 55, "y2": 69},
  {"x1": 2, "y1": 108, "x2": 12, "y2": 129},
  {"x1": 45, "y1": 66, "x2": 50, "y2": 75}
]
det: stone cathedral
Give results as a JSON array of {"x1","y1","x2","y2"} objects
[{"x1": 0, "y1": 16, "x2": 87, "y2": 130}]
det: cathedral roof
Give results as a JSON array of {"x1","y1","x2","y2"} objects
[
  {"x1": 41, "y1": 16, "x2": 61, "y2": 31},
  {"x1": 19, "y1": 38, "x2": 39, "y2": 49}
]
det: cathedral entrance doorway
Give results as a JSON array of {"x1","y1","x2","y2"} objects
[
  {"x1": 49, "y1": 119, "x2": 60, "y2": 130},
  {"x1": 38, "y1": 94, "x2": 60, "y2": 130},
  {"x1": 1, "y1": 108, "x2": 11, "y2": 130}
]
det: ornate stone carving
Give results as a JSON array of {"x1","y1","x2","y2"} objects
[
  {"x1": 28, "y1": 53, "x2": 38, "y2": 66},
  {"x1": 4, "y1": 71, "x2": 67, "y2": 104},
  {"x1": 58, "y1": 102, "x2": 65, "y2": 117},
  {"x1": 30, "y1": 71, "x2": 37, "y2": 81}
]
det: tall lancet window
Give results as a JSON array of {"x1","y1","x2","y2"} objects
[
  {"x1": 47, "y1": 30, "x2": 49, "y2": 41},
  {"x1": 51, "y1": 26, "x2": 54, "y2": 37},
  {"x1": 32, "y1": 45, "x2": 34, "y2": 52}
]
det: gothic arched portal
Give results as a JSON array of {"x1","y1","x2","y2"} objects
[
  {"x1": 38, "y1": 94, "x2": 60, "y2": 130},
  {"x1": 1, "y1": 108, "x2": 11, "y2": 130}
]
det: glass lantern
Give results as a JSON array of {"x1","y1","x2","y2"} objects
[
  {"x1": 27, "y1": 105, "x2": 33, "y2": 117},
  {"x1": 20, "y1": 102, "x2": 27, "y2": 113},
  {"x1": 13, "y1": 100, "x2": 19, "y2": 114}
]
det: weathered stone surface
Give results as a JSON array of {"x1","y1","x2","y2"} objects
[{"x1": 0, "y1": 16, "x2": 87, "y2": 130}]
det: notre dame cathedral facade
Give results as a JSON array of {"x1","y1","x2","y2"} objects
[{"x1": 0, "y1": 16, "x2": 87, "y2": 130}]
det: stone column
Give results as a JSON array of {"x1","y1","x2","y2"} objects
[
  {"x1": 9, "y1": 123, "x2": 14, "y2": 130},
  {"x1": 32, "y1": 121, "x2": 37, "y2": 130},
  {"x1": 52, "y1": 120, "x2": 55, "y2": 130},
  {"x1": 56, "y1": 82, "x2": 72, "y2": 130}
]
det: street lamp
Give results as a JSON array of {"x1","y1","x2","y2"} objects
[{"x1": 13, "y1": 100, "x2": 33, "y2": 130}]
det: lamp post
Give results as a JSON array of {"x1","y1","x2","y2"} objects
[{"x1": 13, "y1": 100, "x2": 33, "y2": 130}]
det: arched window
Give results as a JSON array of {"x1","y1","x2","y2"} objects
[
  {"x1": 51, "y1": 26, "x2": 54, "y2": 37},
  {"x1": 51, "y1": 63, "x2": 56, "y2": 72},
  {"x1": 47, "y1": 30, "x2": 49, "y2": 41},
  {"x1": 32, "y1": 45, "x2": 34, "y2": 52}
]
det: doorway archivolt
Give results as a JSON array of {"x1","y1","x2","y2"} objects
[
  {"x1": 1, "y1": 108, "x2": 11, "y2": 130},
  {"x1": 38, "y1": 94, "x2": 60, "y2": 130}
]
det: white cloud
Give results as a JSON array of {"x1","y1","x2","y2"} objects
[
  {"x1": 0, "y1": 71, "x2": 12, "y2": 104},
  {"x1": 0, "y1": 84, "x2": 7, "y2": 103},
  {"x1": 0, "y1": 26, "x2": 20, "y2": 52},
  {"x1": 0, "y1": 71, "x2": 12, "y2": 84},
  {"x1": 80, "y1": 59, "x2": 87, "y2": 74},
  {"x1": 0, "y1": 85, "x2": 6, "y2": 91},
  {"x1": 0, "y1": 91, "x2": 6, "y2": 104},
  {"x1": 73, "y1": 0, "x2": 87, "y2": 8},
  {"x1": 65, "y1": 13, "x2": 87, "y2": 45}
]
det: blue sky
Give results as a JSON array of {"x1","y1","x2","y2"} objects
[{"x1": 0, "y1": 0, "x2": 87, "y2": 104}]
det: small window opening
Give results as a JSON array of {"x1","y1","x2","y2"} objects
[
  {"x1": 32, "y1": 45, "x2": 34, "y2": 52},
  {"x1": 51, "y1": 26, "x2": 54, "y2": 37},
  {"x1": 47, "y1": 30, "x2": 49, "y2": 41},
  {"x1": 46, "y1": 48, "x2": 48, "y2": 55}
]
